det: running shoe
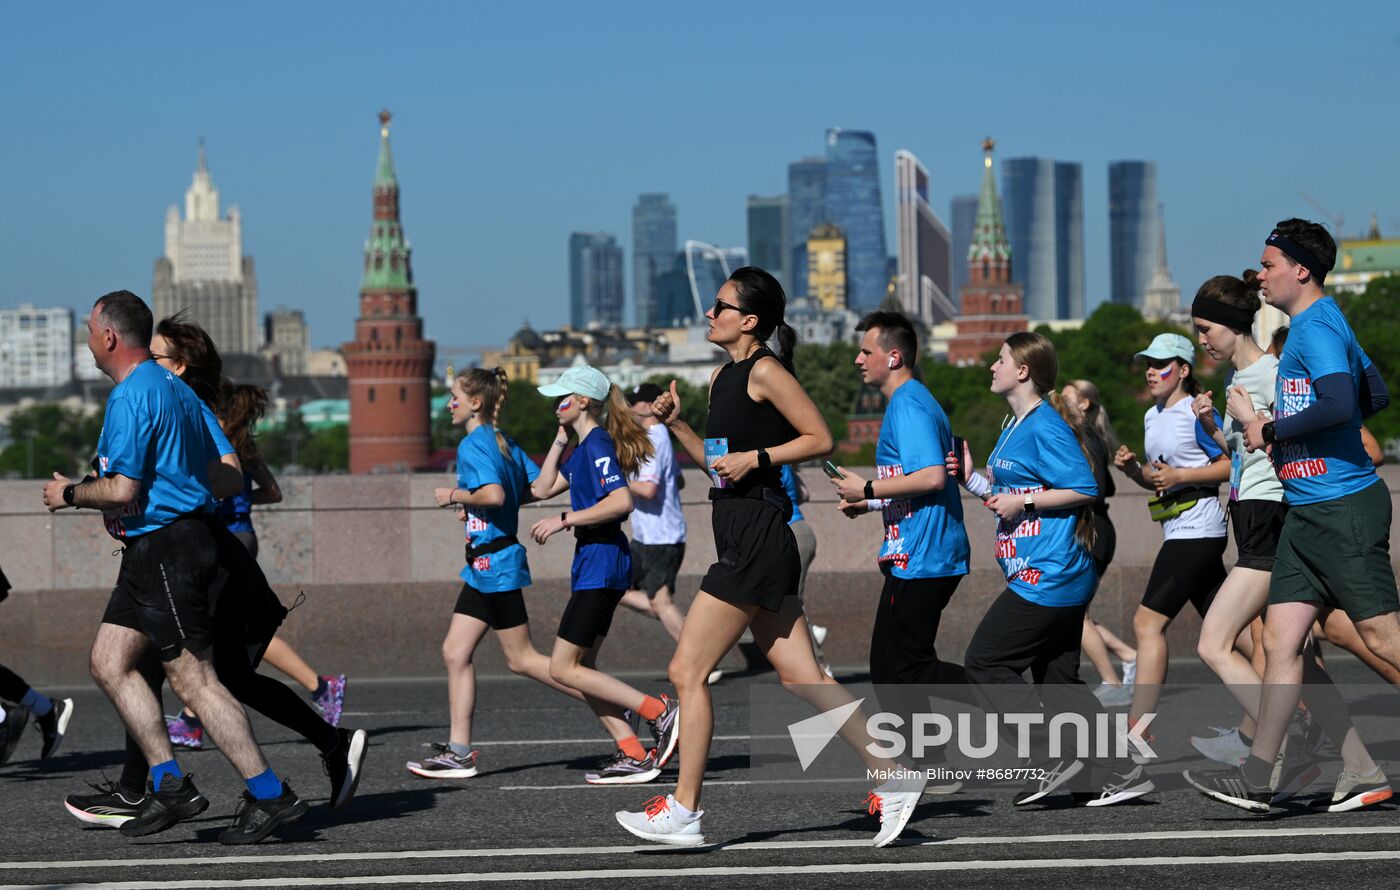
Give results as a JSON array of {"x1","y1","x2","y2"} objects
[
  {"x1": 648, "y1": 694, "x2": 680, "y2": 768},
  {"x1": 1190, "y1": 726, "x2": 1250, "y2": 766},
  {"x1": 1013, "y1": 758, "x2": 1085, "y2": 806},
  {"x1": 0, "y1": 704, "x2": 29, "y2": 764},
  {"x1": 586, "y1": 749, "x2": 662, "y2": 785},
  {"x1": 706, "y1": 669, "x2": 725, "y2": 685},
  {"x1": 868, "y1": 774, "x2": 926, "y2": 847},
  {"x1": 1182, "y1": 765, "x2": 1271, "y2": 813},
  {"x1": 1093, "y1": 683, "x2": 1133, "y2": 708},
  {"x1": 119, "y1": 773, "x2": 211, "y2": 837},
  {"x1": 615, "y1": 794, "x2": 705, "y2": 846},
  {"x1": 1129, "y1": 725, "x2": 1159, "y2": 766},
  {"x1": 64, "y1": 780, "x2": 145, "y2": 828},
  {"x1": 35, "y1": 698, "x2": 74, "y2": 760},
  {"x1": 323, "y1": 727, "x2": 368, "y2": 808},
  {"x1": 811, "y1": 624, "x2": 829, "y2": 649},
  {"x1": 1270, "y1": 757, "x2": 1321, "y2": 805},
  {"x1": 406, "y1": 743, "x2": 478, "y2": 779},
  {"x1": 165, "y1": 713, "x2": 203, "y2": 750},
  {"x1": 218, "y1": 782, "x2": 308, "y2": 845},
  {"x1": 312, "y1": 674, "x2": 347, "y2": 727},
  {"x1": 1120, "y1": 659, "x2": 1137, "y2": 687},
  {"x1": 1081, "y1": 765, "x2": 1155, "y2": 807},
  {"x1": 1308, "y1": 767, "x2": 1393, "y2": 812}
]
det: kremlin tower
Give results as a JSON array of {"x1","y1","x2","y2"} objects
[
  {"x1": 343, "y1": 110, "x2": 436, "y2": 474},
  {"x1": 947, "y1": 138, "x2": 1028, "y2": 366}
]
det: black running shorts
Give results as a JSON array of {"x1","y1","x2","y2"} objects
[
  {"x1": 630, "y1": 542, "x2": 685, "y2": 598},
  {"x1": 1141, "y1": 536, "x2": 1227, "y2": 620},
  {"x1": 454, "y1": 583, "x2": 529, "y2": 631},
  {"x1": 103, "y1": 517, "x2": 220, "y2": 662},
  {"x1": 1228, "y1": 500, "x2": 1288, "y2": 572},
  {"x1": 701, "y1": 496, "x2": 800, "y2": 613},
  {"x1": 556, "y1": 588, "x2": 625, "y2": 647}
]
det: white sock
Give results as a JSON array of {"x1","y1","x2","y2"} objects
[{"x1": 669, "y1": 795, "x2": 698, "y2": 819}]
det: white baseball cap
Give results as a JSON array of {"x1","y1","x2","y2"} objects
[
  {"x1": 1135, "y1": 333, "x2": 1195, "y2": 365},
  {"x1": 537, "y1": 364, "x2": 611, "y2": 401}
]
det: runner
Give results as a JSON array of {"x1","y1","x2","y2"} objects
[
  {"x1": 0, "y1": 562, "x2": 75, "y2": 765},
  {"x1": 1113, "y1": 333, "x2": 1229, "y2": 755},
  {"x1": 1060, "y1": 380, "x2": 1138, "y2": 707},
  {"x1": 1190, "y1": 219, "x2": 1398, "y2": 813},
  {"x1": 617, "y1": 382, "x2": 688, "y2": 644},
  {"x1": 615, "y1": 267, "x2": 925, "y2": 847},
  {"x1": 529, "y1": 363, "x2": 680, "y2": 786},
  {"x1": 405, "y1": 367, "x2": 587, "y2": 779},
  {"x1": 952, "y1": 331, "x2": 1152, "y2": 806},
  {"x1": 42, "y1": 292, "x2": 306, "y2": 843}
]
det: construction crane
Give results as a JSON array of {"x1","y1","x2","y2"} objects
[{"x1": 1298, "y1": 192, "x2": 1345, "y2": 239}]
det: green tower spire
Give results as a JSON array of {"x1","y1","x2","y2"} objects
[
  {"x1": 969, "y1": 137, "x2": 1011, "y2": 268},
  {"x1": 361, "y1": 109, "x2": 412, "y2": 292}
]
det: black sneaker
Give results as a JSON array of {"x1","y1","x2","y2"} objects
[
  {"x1": 0, "y1": 704, "x2": 29, "y2": 765},
  {"x1": 1013, "y1": 758, "x2": 1084, "y2": 806},
  {"x1": 322, "y1": 728, "x2": 368, "y2": 809},
  {"x1": 36, "y1": 698, "x2": 75, "y2": 760},
  {"x1": 1182, "y1": 765, "x2": 1271, "y2": 813},
  {"x1": 64, "y1": 779, "x2": 144, "y2": 828},
  {"x1": 218, "y1": 782, "x2": 308, "y2": 845},
  {"x1": 648, "y1": 695, "x2": 680, "y2": 768},
  {"x1": 119, "y1": 773, "x2": 211, "y2": 837}
]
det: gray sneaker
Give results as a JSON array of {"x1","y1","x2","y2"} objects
[
  {"x1": 586, "y1": 750, "x2": 662, "y2": 785},
  {"x1": 406, "y1": 743, "x2": 479, "y2": 779},
  {"x1": 648, "y1": 695, "x2": 680, "y2": 768},
  {"x1": 1093, "y1": 683, "x2": 1134, "y2": 708}
]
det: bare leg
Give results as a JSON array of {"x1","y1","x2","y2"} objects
[
  {"x1": 549, "y1": 638, "x2": 653, "y2": 744},
  {"x1": 1196, "y1": 567, "x2": 1270, "y2": 721},
  {"x1": 441, "y1": 614, "x2": 490, "y2": 747},
  {"x1": 495, "y1": 624, "x2": 586, "y2": 701},
  {"x1": 91, "y1": 623, "x2": 175, "y2": 768},
  {"x1": 1129, "y1": 605, "x2": 1171, "y2": 726},
  {"x1": 1082, "y1": 617, "x2": 1120, "y2": 685},
  {"x1": 1330, "y1": 611, "x2": 1400, "y2": 685},
  {"x1": 650, "y1": 586, "x2": 687, "y2": 642},
  {"x1": 1095, "y1": 623, "x2": 1138, "y2": 663},
  {"x1": 261, "y1": 636, "x2": 320, "y2": 692},
  {"x1": 163, "y1": 648, "x2": 269, "y2": 779}
]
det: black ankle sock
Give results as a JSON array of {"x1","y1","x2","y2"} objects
[
  {"x1": 313, "y1": 676, "x2": 329, "y2": 699},
  {"x1": 1239, "y1": 730, "x2": 1253, "y2": 747},
  {"x1": 1243, "y1": 755, "x2": 1273, "y2": 787}
]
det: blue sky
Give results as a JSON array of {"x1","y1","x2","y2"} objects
[{"x1": 2, "y1": 2, "x2": 1397, "y2": 354}]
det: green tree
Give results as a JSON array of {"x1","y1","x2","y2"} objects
[
  {"x1": 260, "y1": 410, "x2": 312, "y2": 471},
  {"x1": 1337, "y1": 276, "x2": 1400, "y2": 445},
  {"x1": 300, "y1": 425, "x2": 348, "y2": 473},
  {"x1": 0, "y1": 403, "x2": 105, "y2": 479}
]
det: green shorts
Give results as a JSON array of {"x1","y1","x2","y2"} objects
[{"x1": 1270, "y1": 479, "x2": 1398, "y2": 621}]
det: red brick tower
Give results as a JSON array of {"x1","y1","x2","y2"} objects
[
  {"x1": 343, "y1": 110, "x2": 436, "y2": 473},
  {"x1": 947, "y1": 138, "x2": 1028, "y2": 366}
]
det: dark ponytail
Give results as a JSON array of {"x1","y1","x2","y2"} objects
[{"x1": 728, "y1": 266, "x2": 797, "y2": 369}]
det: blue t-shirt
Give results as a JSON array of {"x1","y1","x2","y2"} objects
[
  {"x1": 985, "y1": 402, "x2": 1099, "y2": 607},
  {"x1": 458, "y1": 425, "x2": 539, "y2": 593},
  {"x1": 781, "y1": 465, "x2": 805, "y2": 524},
  {"x1": 875, "y1": 380, "x2": 970, "y2": 579},
  {"x1": 563, "y1": 427, "x2": 632, "y2": 590},
  {"x1": 201, "y1": 404, "x2": 255, "y2": 534},
  {"x1": 95, "y1": 361, "x2": 219, "y2": 539},
  {"x1": 1273, "y1": 297, "x2": 1379, "y2": 506}
]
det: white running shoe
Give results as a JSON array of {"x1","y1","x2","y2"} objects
[
  {"x1": 868, "y1": 774, "x2": 926, "y2": 847},
  {"x1": 811, "y1": 624, "x2": 829, "y2": 648},
  {"x1": 706, "y1": 669, "x2": 724, "y2": 685},
  {"x1": 1120, "y1": 659, "x2": 1137, "y2": 687},
  {"x1": 1308, "y1": 767, "x2": 1393, "y2": 812},
  {"x1": 1014, "y1": 758, "x2": 1085, "y2": 805},
  {"x1": 1093, "y1": 683, "x2": 1133, "y2": 708},
  {"x1": 1190, "y1": 726, "x2": 1250, "y2": 767},
  {"x1": 615, "y1": 794, "x2": 705, "y2": 846},
  {"x1": 1083, "y1": 764, "x2": 1155, "y2": 806}
]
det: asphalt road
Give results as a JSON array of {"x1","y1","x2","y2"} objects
[{"x1": 2, "y1": 662, "x2": 1399, "y2": 889}]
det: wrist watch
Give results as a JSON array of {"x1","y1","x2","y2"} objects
[
  {"x1": 1261, "y1": 421, "x2": 1277, "y2": 444},
  {"x1": 756, "y1": 448, "x2": 771, "y2": 468},
  {"x1": 864, "y1": 480, "x2": 876, "y2": 500},
  {"x1": 560, "y1": 511, "x2": 569, "y2": 528},
  {"x1": 62, "y1": 483, "x2": 77, "y2": 507},
  {"x1": 1023, "y1": 491, "x2": 1035, "y2": 511}
]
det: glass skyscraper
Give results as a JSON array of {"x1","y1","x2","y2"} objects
[
  {"x1": 1109, "y1": 161, "x2": 1159, "y2": 308},
  {"x1": 746, "y1": 194, "x2": 789, "y2": 293},
  {"x1": 786, "y1": 156, "x2": 826, "y2": 297},
  {"x1": 1002, "y1": 157, "x2": 1085, "y2": 320},
  {"x1": 950, "y1": 194, "x2": 978, "y2": 309},
  {"x1": 824, "y1": 129, "x2": 888, "y2": 310},
  {"x1": 569, "y1": 232, "x2": 624, "y2": 328},
  {"x1": 894, "y1": 150, "x2": 955, "y2": 324},
  {"x1": 632, "y1": 193, "x2": 677, "y2": 327}
]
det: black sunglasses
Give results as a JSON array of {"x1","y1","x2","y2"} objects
[{"x1": 711, "y1": 297, "x2": 750, "y2": 317}]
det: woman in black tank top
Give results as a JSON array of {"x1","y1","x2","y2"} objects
[{"x1": 614, "y1": 267, "x2": 929, "y2": 848}]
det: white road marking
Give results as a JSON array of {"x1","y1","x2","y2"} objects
[
  {"x1": 6, "y1": 824, "x2": 1400, "y2": 872},
  {"x1": 6, "y1": 849, "x2": 1400, "y2": 888}
]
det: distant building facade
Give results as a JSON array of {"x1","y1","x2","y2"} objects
[
  {"x1": 894, "y1": 150, "x2": 956, "y2": 324},
  {"x1": 263, "y1": 308, "x2": 309, "y2": 376},
  {"x1": 807, "y1": 223, "x2": 847, "y2": 311},
  {"x1": 746, "y1": 194, "x2": 790, "y2": 293},
  {"x1": 824, "y1": 129, "x2": 888, "y2": 309},
  {"x1": 1109, "y1": 160, "x2": 1160, "y2": 308},
  {"x1": 569, "y1": 232, "x2": 625, "y2": 328},
  {"x1": 632, "y1": 194, "x2": 677, "y2": 327},
  {"x1": 950, "y1": 194, "x2": 978, "y2": 311},
  {"x1": 152, "y1": 142, "x2": 259, "y2": 354},
  {"x1": 787, "y1": 156, "x2": 827, "y2": 296},
  {"x1": 1002, "y1": 156, "x2": 1085, "y2": 320},
  {"x1": 0, "y1": 305, "x2": 72, "y2": 388}
]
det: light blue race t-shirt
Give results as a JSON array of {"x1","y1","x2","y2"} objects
[
  {"x1": 563, "y1": 428, "x2": 632, "y2": 590},
  {"x1": 458, "y1": 425, "x2": 540, "y2": 592},
  {"x1": 875, "y1": 380, "x2": 969, "y2": 579},
  {"x1": 985, "y1": 402, "x2": 1099, "y2": 607},
  {"x1": 95, "y1": 361, "x2": 219, "y2": 539},
  {"x1": 1273, "y1": 297, "x2": 1379, "y2": 506}
]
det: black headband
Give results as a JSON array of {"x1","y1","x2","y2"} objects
[
  {"x1": 1191, "y1": 296, "x2": 1256, "y2": 332},
  {"x1": 1266, "y1": 231, "x2": 1329, "y2": 283}
]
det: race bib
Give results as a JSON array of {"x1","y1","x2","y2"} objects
[{"x1": 1229, "y1": 451, "x2": 1243, "y2": 502}]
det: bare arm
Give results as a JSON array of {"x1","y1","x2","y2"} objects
[
  {"x1": 834, "y1": 464, "x2": 946, "y2": 502},
  {"x1": 1150, "y1": 453, "x2": 1230, "y2": 492},
  {"x1": 566, "y1": 485, "x2": 633, "y2": 527},
  {"x1": 530, "y1": 427, "x2": 573, "y2": 501},
  {"x1": 44, "y1": 472, "x2": 142, "y2": 512},
  {"x1": 248, "y1": 458, "x2": 282, "y2": 505},
  {"x1": 628, "y1": 479, "x2": 660, "y2": 500},
  {"x1": 436, "y1": 483, "x2": 506, "y2": 509},
  {"x1": 207, "y1": 453, "x2": 244, "y2": 500}
]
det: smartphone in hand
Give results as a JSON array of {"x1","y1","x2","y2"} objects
[
  {"x1": 949, "y1": 436, "x2": 967, "y2": 482},
  {"x1": 822, "y1": 460, "x2": 845, "y2": 480}
]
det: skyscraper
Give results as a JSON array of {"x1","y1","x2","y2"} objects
[
  {"x1": 1109, "y1": 160, "x2": 1160, "y2": 307},
  {"x1": 569, "y1": 232, "x2": 625, "y2": 328},
  {"x1": 824, "y1": 129, "x2": 888, "y2": 310},
  {"x1": 342, "y1": 111, "x2": 436, "y2": 474},
  {"x1": 950, "y1": 194, "x2": 979, "y2": 309},
  {"x1": 807, "y1": 223, "x2": 847, "y2": 311},
  {"x1": 787, "y1": 156, "x2": 827, "y2": 295},
  {"x1": 152, "y1": 141, "x2": 258, "y2": 354},
  {"x1": 746, "y1": 194, "x2": 789, "y2": 292},
  {"x1": 632, "y1": 194, "x2": 676, "y2": 327},
  {"x1": 894, "y1": 150, "x2": 955, "y2": 324},
  {"x1": 1002, "y1": 157, "x2": 1085, "y2": 320}
]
